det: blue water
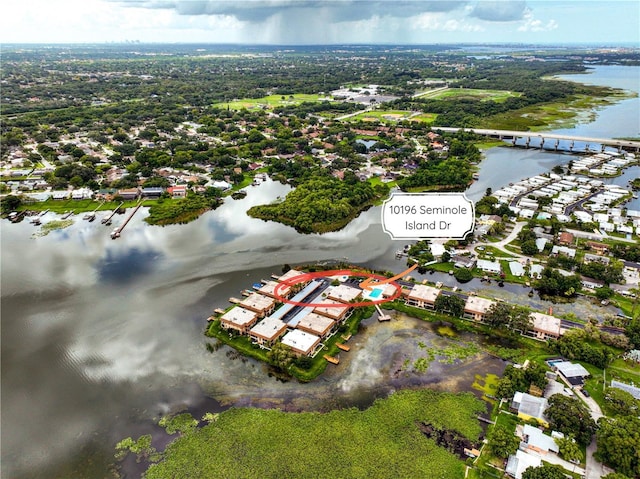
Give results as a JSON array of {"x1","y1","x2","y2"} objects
[{"x1": 369, "y1": 288, "x2": 383, "y2": 299}]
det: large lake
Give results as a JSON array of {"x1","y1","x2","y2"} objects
[{"x1": 1, "y1": 65, "x2": 639, "y2": 479}]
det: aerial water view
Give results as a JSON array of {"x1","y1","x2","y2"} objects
[{"x1": 2, "y1": 1, "x2": 640, "y2": 478}]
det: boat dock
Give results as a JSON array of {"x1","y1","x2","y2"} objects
[
  {"x1": 214, "y1": 308, "x2": 226, "y2": 315},
  {"x1": 84, "y1": 200, "x2": 105, "y2": 221},
  {"x1": 229, "y1": 297, "x2": 241, "y2": 305},
  {"x1": 102, "y1": 201, "x2": 124, "y2": 225},
  {"x1": 375, "y1": 304, "x2": 391, "y2": 321},
  {"x1": 110, "y1": 201, "x2": 142, "y2": 239},
  {"x1": 336, "y1": 343, "x2": 350, "y2": 352},
  {"x1": 324, "y1": 355, "x2": 340, "y2": 364}
]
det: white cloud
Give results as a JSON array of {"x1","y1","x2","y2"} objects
[{"x1": 517, "y1": 8, "x2": 559, "y2": 32}]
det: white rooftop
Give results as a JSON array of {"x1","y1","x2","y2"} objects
[
  {"x1": 221, "y1": 307, "x2": 257, "y2": 327},
  {"x1": 249, "y1": 316, "x2": 287, "y2": 341},
  {"x1": 407, "y1": 284, "x2": 441, "y2": 303},
  {"x1": 281, "y1": 329, "x2": 321, "y2": 355},
  {"x1": 464, "y1": 296, "x2": 495, "y2": 314},
  {"x1": 531, "y1": 312, "x2": 561, "y2": 335},
  {"x1": 328, "y1": 284, "x2": 362, "y2": 303}
]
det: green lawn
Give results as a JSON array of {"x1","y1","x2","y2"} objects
[
  {"x1": 477, "y1": 246, "x2": 516, "y2": 258},
  {"x1": 346, "y1": 109, "x2": 415, "y2": 122},
  {"x1": 214, "y1": 93, "x2": 330, "y2": 110},
  {"x1": 144, "y1": 389, "x2": 486, "y2": 479},
  {"x1": 19, "y1": 197, "x2": 154, "y2": 214},
  {"x1": 430, "y1": 88, "x2": 521, "y2": 103},
  {"x1": 410, "y1": 113, "x2": 438, "y2": 123}
]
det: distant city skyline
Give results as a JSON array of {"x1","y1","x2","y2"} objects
[{"x1": 2, "y1": 1, "x2": 639, "y2": 45}]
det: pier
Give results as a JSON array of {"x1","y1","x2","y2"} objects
[
  {"x1": 375, "y1": 304, "x2": 391, "y2": 321},
  {"x1": 101, "y1": 201, "x2": 124, "y2": 225},
  {"x1": 84, "y1": 200, "x2": 106, "y2": 221},
  {"x1": 110, "y1": 201, "x2": 142, "y2": 239}
]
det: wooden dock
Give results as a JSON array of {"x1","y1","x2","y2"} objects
[
  {"x1": 111, "y1": 201, "x2": 142, "y2": 239},
  {"x1": 341, "y1": 333, "x2": 352, "y2": 342},
  {"x1": 214, "y1": 308, "x2": 226, "y2": 315},
  {"x1": 229, "y1": 297, "x2": 241, "y2": 304},
  {"x1": 336, "y1": 343, "x2": 350, "y2": 352},
  {"x1": 375, "y1": 304, "x2": 391, "y2": 321},
  {"x1": 324, "y1": 354, "x2": 339, "y2": 364},
  {"x1": 102, "y1": 201, "x2": 124, "y2": 225}
]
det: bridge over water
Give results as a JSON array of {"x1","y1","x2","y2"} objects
[{"x1": 432, "y1": 127, "x2": 640, "y2": 152}]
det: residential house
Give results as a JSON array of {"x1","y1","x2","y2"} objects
[
  {"x1": 477, "y1": 259, "x2": 501, "y2": 274},
  {"x1": 553, "y1": 361, "x2": 590, "y2": 386},
  {"x1": 167, "y1": 185, "x2": 187, "y2": 198},
  {"x1": 550, "y1": 245, "x2": 576, "y2": 258},
  {"x1": 511, "y1": 392, "x2": 549, "y2": 427},
  {"x1": 581, "y1": 277, "x2": 605, "y2": 290},
  {"x1": 557, "y1": 232, "x2": 574, "y2": 245},
  {"x1": 520, "y1": 424, "x2": 560, "y2": 455},
  {"x1": 610, "y1": 380, "x2": 640, "y2": 400},
  {"x1": 586, "y1": 241, "x2": 609, "y2": 255},
  {"x1": 141, "y1": 187, "x2": 164, "y2": 199},
  {"x1": 117, "y1": 188, "x2": 140, "y2": 200},
  {"x1": 506, "y1": 450, "x2": 542, "y2": 479}
]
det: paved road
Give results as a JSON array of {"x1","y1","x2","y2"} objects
[
  {"x1": 570, "y1": 386, "x2": 607, "y2": 478},
  {"x1": 474, "y1": 221, "x2": 531, "y2": 260}
]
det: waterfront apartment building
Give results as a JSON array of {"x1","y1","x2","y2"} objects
[
  {"x1": 463, "y1": 296, "x2": 496, "y2": 322},
  {"x1": 220, "y1": 307, "x2": 259, "y2": 335},
  {"x1": 296, "y1": 312, "x2": 336, "y2": 339},
  {"x1": 527, "y1": 312, "x2": 563, "y2": 340},
  {"x1": 239, "y1": 293, "x2": 276, "y2": 318},
  {"x1": 404, "y1": 284, "x2": 440, "y2": 309},
  {"x1": 249, "y1": 316, "x2": 288, "y2": 347},
  {"x1": 281, "y1": 329, "x2": 322, "y2": 357},
  {"x1": 257, "y1": 280, "x2": 292, "y2": 299}
]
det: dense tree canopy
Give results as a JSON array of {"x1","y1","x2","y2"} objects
[
  {"x1": 545, "y1": 394, "x2": 597, "y2": 446},
  {"x1": 247, "y1": 175, "x2": 388, "y2": 233},
  {"x1": 596, "y1": 416, "x2": 640, "y2": 478}
]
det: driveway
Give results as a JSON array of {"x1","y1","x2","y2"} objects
[{"x1": 474, "y1": 221, "x2": 532, "y2": 260}]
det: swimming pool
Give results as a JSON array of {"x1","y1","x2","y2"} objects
[{"x1": 369, "y1": 288, "x2": 383, "y2": 299}]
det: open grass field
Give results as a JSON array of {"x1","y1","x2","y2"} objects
[
  {"x1": 214, "y1": 93, "x2": 330, "y2": 110},
  {"x1": 410, "y1": 112, "x2": 438, "y2": 123},
  {"x1": 347, "y1": 109, "x2": 416, "y2": 122},
  {"x1": 144, "y1": 389, "x2": 486, "y2": 479},
  {"x1": 430, "y1": 88, "x2": 521, "y2": 103}
]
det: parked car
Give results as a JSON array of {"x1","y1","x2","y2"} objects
[{"x1": 582, "y1": 389, "x2": 590, "y2": 397}]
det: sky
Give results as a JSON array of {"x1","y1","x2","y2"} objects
[{"x1": 2, "y1": 0, "x2": 639, "y2": 45}]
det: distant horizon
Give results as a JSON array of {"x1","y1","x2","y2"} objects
[
  {"x1": 3, "y1": 41, "x2": 638, "y2": 48},
  {"x1": 2, "y1": 1, "x2": 638, "y2": 45}
]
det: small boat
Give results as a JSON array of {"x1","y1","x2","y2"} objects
[{"x1": 31, "y1": 217, "x2": 41, "y2": 225}]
